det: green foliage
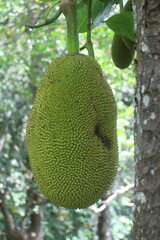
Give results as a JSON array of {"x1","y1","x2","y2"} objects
[
  {"x1": 99, "y1": 0, "x2": 112, "y2": 3},
  {"x1": 40, "y1": 0, "x2": 56, "y2": 2},
  {"x1": 43, "y1": 205, "x2": 94, "y2": 239},
  {"x1": 100, "y1": 0, "x2": 120, "y2": 4},
  {"x1": 106, "y1": 12, "x2": 135, "y2": 42},
  {"x1": 75, "y1": 0, "x2": 88, "y2": 8},
  {"x1": 78, "y1": 0, "x2": 114, "y2": 33}
]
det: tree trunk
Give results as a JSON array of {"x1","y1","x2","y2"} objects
[
  {"x1": 133, "y1": 0, "x2": 160, "y2": 239},
  {"x1": 97, "y1": 207, "x2": 110, "y2": 240}
]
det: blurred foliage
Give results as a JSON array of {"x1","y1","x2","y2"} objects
[{"x1": 0, "y1": 0, "x2": 135, "y2": 239}]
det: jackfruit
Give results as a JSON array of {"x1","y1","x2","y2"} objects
[
  {"x1": 122, "y1": 0, "x2": 135, "y2": 50},
  {"x1": 124, "y1": 0, "x2": 132, "y2": 12},
  {"x1": 122, "y1": 36, "x2": 135, "y2": 50},
  {"x1": 111, "y1": 34, "x2": 135, "y2": 69},
  {"x1": 26, "y1": 54, "x2": 118, "y2": 209},
  {"x1": 111, "y1": 0, "x2": 135, "y2": 69}
]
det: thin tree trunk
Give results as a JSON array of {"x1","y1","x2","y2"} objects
[
  {"x1": 97, "y1": 207, "x2": 110, "y2": 240},
  {"x1": 133, "y1": 0, "x2": 160, "y2": 239},
  {"x1": 0, "y1": 192, "x2": 44, "y2": 240}
]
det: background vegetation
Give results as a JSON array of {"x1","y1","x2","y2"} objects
[{"x1": 0, "y1": 0, "x2": 134, "y2": 239}]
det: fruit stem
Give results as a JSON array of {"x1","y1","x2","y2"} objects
[
  {"x1": 44, "y1": 0, "x2": 59, "y2": 21},
  {"x1": 61, "y1": 0, "x2": 79, "y2": 54},
  {"x1": 119, "y1": 0, "x2": 124, "y2": 13},
  {"x1": 85, "y1": 0, "x2": 94, "y2": 58},
  {"x1": 26, "y1": 8, "x2": 62, "y2": 29}
]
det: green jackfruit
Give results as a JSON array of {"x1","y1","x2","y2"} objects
[
  {"x1": 111, "y1": 34, "x2": 135, "y2": 69},
  {"x1": 122, "y1": 36, "x2": 135, "y2": 50},
  {"x1": 111, "y1": 0, "x2": 135, "y2": 68},
  {"x1": 122, "y1": 0, "x2": 135, "y2": 50},
  {"x1": 124, "y1": 0, "x2": 132, "y2": 12},
  {"x1": 26, "y1": 54, "x2": 118, "y2": 209}
]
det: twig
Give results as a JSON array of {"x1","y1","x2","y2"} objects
[
  {"x1": 0, "y1": 135, "x2": 5, "y2": 152},
  {"x1": 0, "y1": 193, "x2": 15, "y2": 231},
  {"x1": 0, "y1": 17, "x2": 9, "y2": 25},
  {"x1": 26, "y1": 7, "x2": 62, "y2": 29},
  {"x1": 89, "y1": 183, "x2": 134, "y2": 213},
  {"x1": 85, "y1": 0, "x2": 94, "y2": 57}
]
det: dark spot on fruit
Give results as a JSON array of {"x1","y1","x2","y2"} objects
[{"x1": 94, "y1": 125, "x2": 111, "y2": 149}]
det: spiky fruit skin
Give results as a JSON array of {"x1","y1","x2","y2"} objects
[
  {"x1": 26, "y1": 54, "x2": 118, "y2": 209},
  {"x1": 111, "y1": 34, "x2": 135, "y2": 69}
]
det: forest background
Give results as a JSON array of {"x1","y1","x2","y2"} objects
[{"x1": 0, "y1": 0, "x2": 135, "y2": 239}]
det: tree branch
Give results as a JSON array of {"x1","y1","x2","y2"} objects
[
  {"x1": 0, "y1": 193, "x2": 28, "y2": 240},
  {"x1": 89, "y1": 183, "x2": 134, "y2": 213},
  {"x1": 0, "y1": 193, "x2": 15, "y2": 231},
  {"x1": 85, "y1": 0, "x2": 94, "y2": 57},
  {"x1": 0, "y1": 17, "x2": 9, "y2": 25},
  {"x1": 0, "y1": 135, "x2": 5, "y2": 152},
  {"x1": 0, "y1": 190, "x2": 45, "y2": 240},
  {"x1": 28, "y1": 207, "x2": 44, "y2": 240}
]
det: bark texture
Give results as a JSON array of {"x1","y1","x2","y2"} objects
[
  {"x1": 97, "y1": 207, "x2": 110, "y2": 240},
  {"x1": 133, "y1": 0, "x2": 160, "y2": 239}
]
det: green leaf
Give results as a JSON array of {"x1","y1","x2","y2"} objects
[
  {"x1": 106, "y1": 12, "x2": 135, "y2": 42},
  {"x1": 77, "y1": 0, "x2": 119, "y2": 4},
  {"x1": 82, "y1": 0, "x2": 89, "y2": 4},
  {"x1": 114, "y1": 0, "x2": 120, "y2": 4},
  {"x1": 99, "y1": 0, "x2": 112, "y2": 3},
  {"x1": 77, "y1": 6, "x2": 87, "y2": 33},
  {"x1": 92, "y1": 0, "x2": 114, "y2": 28},
  {"x1": 77, "y1": 0, "x2": 115, "y2": 33},
  {"x1": 75, "y1": 0, "x2": 86, "y2": 8},
  {"x1": 99, "y1": 0, "x2": 119, "y2": 4},
  {"x1": 40, "y1": 0, "x2": 56, "y2": 2}
]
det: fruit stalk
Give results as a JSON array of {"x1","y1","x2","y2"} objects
[
  {"x1": 61, "y1": 0, "x2": 79, "y2": 54},
  {"x1": 119, "y1": 0, "x2": 124, "y2": 13},
  {"x1": 26, "y1": 8, "x2": 62, "y2": 29},
  {"x1": 86, "y1": 0, "x2": 94, "y2": 58}
]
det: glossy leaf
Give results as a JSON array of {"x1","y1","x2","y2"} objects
[
  {"x1": 106, "y1": 12, "x2": 135, "y2": 41},
  {"x1": 99, "y1": 0, "x2": 119, "y2": 4},
  {"x1": 39, "y1": 0, "x2": 56, "y2": 2},
  {"x1": 77, "y1": 6, "x2": 87, "y2": 33},
  {"x1": 77, "y1": 0, "x2": 115, "y2": 33},
  {"x1": 92, "y1": 0, "x2": 113, "y2": 28}
]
